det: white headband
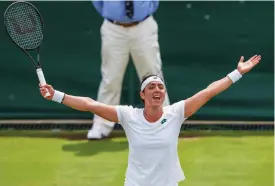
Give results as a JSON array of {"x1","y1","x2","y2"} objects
[{"x1": 140, "y1": 76, "x2": 164, "y2": 91}]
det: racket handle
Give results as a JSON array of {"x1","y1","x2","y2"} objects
[{"x1": 36, "y1": 68, "x2": 51, "y2": 97}]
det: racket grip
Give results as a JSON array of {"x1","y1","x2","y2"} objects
[{"x1": 36, "y1": 68, "x2": 51, "y2": 97}]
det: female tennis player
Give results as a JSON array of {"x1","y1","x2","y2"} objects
[{"x1": 39, "y1": 55, "x2": 261, "y2": 186}]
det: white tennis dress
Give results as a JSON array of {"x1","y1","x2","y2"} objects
[{"x1": 116, "y1": 100, "x2": 187, "y2": 186}]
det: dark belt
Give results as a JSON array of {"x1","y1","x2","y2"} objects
[{"x1": 107, "y1": 15, "x2": 150, "y2": 28}]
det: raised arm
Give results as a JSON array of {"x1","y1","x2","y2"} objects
[
  {"x1": 184, "y1": 55, "x2": 261, "y2": 118},
  {"x1": 39, "y1": 84, "x2": 118, "y2": 123}
]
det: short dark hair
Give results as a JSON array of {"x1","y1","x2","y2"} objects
[{"x1": 140, "y1": 73, "x2": 164, "y2": 104}]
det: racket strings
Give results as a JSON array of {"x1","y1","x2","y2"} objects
[{"x1": 5, "y1": 3, "x2": 43, "y2": 50}]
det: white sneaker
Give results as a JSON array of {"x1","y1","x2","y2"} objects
[{"x1": 87, "y1": 129, "x2": 103, "y2": 140}]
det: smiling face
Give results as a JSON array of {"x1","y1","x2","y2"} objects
[{"x1": 140, "y1": 81, "x2": 166, "y2": 107}]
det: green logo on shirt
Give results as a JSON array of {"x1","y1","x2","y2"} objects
[{"x1": 161, "y1": 119, "x2": 167, "y2": 124}]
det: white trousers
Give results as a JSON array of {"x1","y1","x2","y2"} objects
[{"x1": 92, "y1": 16, "x2": 170, "y2": 135}]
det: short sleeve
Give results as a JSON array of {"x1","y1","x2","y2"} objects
[
  {"x1": 115, "y1": 105, "x2": 134, "y2": 126},
  {"x1": 170, "y1": 100, "x2": 187, "y2": 123}
]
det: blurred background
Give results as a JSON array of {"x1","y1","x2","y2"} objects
[{"x1": 0, "y1": 1, "x2": 273, "y2": 186}]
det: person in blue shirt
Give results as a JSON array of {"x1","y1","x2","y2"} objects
[{"x1": 87, "y1": 1, "x2": 170, "y2": 140}]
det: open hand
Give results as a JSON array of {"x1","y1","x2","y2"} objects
[{"x1": 237, "y1": 55, "x2": 261, "y2": 75}]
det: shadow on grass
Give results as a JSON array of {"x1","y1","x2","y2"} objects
[
  {"x1": 0, "y1": 130, "x2": 273, "y2": 141},
  {"x1": 62, "y1": 139, "x2": 128, "y2": 156},
  {"x1": 0, "y1": 130, "x2": 273, "y2": 157}
]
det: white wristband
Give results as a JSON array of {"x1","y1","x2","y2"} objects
[
  {"x1": 227, "y1": 69, "x2": 242, "y2": 83},
  {"x1": 52, "y1": 90, "x2": 65, "y2": 103}
]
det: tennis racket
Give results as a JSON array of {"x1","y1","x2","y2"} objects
[{"x1": 4, "y1": 1, "x2": 50, "y2": 97}]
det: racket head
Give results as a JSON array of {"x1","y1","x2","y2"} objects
[{"x1": 4, "y1": 1, "x2": 44, "y2": 50}]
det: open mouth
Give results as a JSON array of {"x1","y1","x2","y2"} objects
[{"x1": 152, "y1": 95, "x2": 161, "y2": 100}]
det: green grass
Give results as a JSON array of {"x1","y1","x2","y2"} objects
[{"x1": 0, "y1": 130, "x2": 273, "y2": 186}]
